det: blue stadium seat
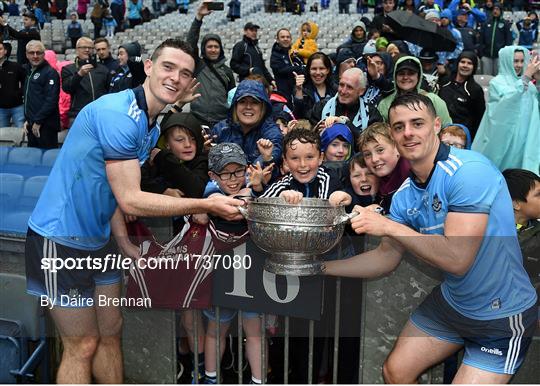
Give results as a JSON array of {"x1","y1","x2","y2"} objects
[
  {"x1": 0, "y1": 173, "x2": 24, "y2": 205},
  {"x1": 19, "y1": 176, "x2": 48, "y2": 209},
  {"x1": 0, "y1": 211, "x2": 32, "y2": 236},
  {"x1": 2, "y1": 148, "x2": 44, "y2": 178},
  {"x1": 41, "y1": 149, "x2": 60, "y2": 167},
  {"x1": 6, "y1": 148, "x2": 43, "y2": 166},
  {"x1": 0, "y1": 147, "x2": 10, "y2": 165},
  {"x1": 0, "y1": 173, "x2": 24, "y2": 234},
  {"x1": 0, "y1": 274, "x2": 50, "y2": 383}
]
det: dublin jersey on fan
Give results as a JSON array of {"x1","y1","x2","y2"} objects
[
  {"x1": 389, "y1": 144, "x2": 537, "y2": 320},
  {"x1": 29, "y1": 87, "x2": 160, "y2": 250}
]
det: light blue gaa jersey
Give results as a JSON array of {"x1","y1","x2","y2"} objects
[
  {"x1": 29, "y1": 87, "x2": 160, "y2": 250},
  {"x1": 389, "y1": 144, "x2": 537, "y2": 320}
]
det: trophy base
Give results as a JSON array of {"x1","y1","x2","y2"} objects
[{"x1": 264, "y1": 254, "x2": 322, "y2": 276}]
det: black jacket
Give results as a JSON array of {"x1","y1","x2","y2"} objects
[
  {"x1": 456, "y1": 25, "x2": 480, "y2": 54},
  {"x1": 140, "y1": 150, "x2": 208, "y2": 198},
  {"x1": 438, "y1": 51, "x2": 485, "y2": 138},
  {"x1": 24, "y1": 60, "x2": 60, "y2": 126},
  {"x1": 270, "y1": 42, "x2": 303, "y2": 104},
  {"x1": 0, "y1": 59, "x2": 26, "y2": 108},
  {"x1": 98, "y1": 54, "x2": 120, "y2": 73},
  {"x1": 230, "y1": 36, "x2": 273, "y2": 84},
  {"x1": 61, "y1": 59, "x2": 110, "y2": 118},
  {"x1": 109, "y1": 62, "x2": 145, "y2": 93},
  {"x1": 2, "y1": 25, "x2": 40, "y2": 65},
  {"x1": 479, "y1": 16, "x2": 513, "y2": 58},
  {"x1": 438, "y1": 77, "x2": 485, "y2": 138},
  {"x1": 292, "y1": 81, "x2": 337, "y2": 119}
]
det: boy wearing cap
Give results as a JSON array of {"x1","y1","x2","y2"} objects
[
  {"x1": 201, "y1": 142, "x2": 269, "y2": 384},
  {"x1": 230, "y1": 22, "x2": 274, "y2": 85},
  {"x1": 109, "y1": 41, "x2": 145, "y2": 92},
  {"x1": 0, "y1": 10, "x2": 40, "y2": 65}
]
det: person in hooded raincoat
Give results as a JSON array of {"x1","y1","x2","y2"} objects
[
  {"x1": 377, "y1": 55, "x2": 452, "y2": 126},
  {"x1": 186, "y1": 1, "x2": 236, "y2": 127},
  {"x1": 291, "y1": 21, "x2": 319, "y2": 64},
  {"x1": 211, "y1": 79, "x2": 283, "y2": 169},
  {"x1": 472, "y1": 46, "x2": 540, "y2": 173}
]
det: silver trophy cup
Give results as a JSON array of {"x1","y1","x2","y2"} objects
[{"x1": 238, "y1": 197, "x2": 357, "y2": 276}]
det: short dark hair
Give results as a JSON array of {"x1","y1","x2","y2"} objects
[
  {"x1": 150, "y1": 38, "x2": 196, "y2": 63},
  {"x1": 388, "y1": 93, "x2": 437, "y2": 123},
  {"x1": 349, "y1": 152, "x2": 368, "y2": 170},
  {"x1": 276, "y1": 28, "x2": 291, "y2": 38},
  {"x1": 283, "y1": 128, "x2": 321, "y2": 157},
  {"x1": 502, "y1": 169, "x2": 540, "y2": 203},
  {"x1": 94, "y1": 37, "x2": 110, "y2": 46},
  {"x1": 306, "y1": 52, "x2": 333, "y2": 88}
]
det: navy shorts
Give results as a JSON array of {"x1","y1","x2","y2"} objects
[
  {"x1": 25, "y1": 228, "x2": 122, "y2": 308},
  {"x1": 411, "y1": 286, "x2": 536, "y2": 375},
  {"x1": 203, "y1": 308, "x2": 260, "y2": 323}
]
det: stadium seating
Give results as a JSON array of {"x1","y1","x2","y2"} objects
[
  {"x1": 0, "y1": 148, "x2": 58, "y2": 236},
  {"x1": 0, "y1": 273, "x2": 50, "y2": 383}
]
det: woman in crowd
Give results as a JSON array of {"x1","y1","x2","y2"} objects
[
  {"x1": 293, "y1": 52, "x2": 337, "y2": 119},
  {"x1": 211, "y1": 79, "x2": 283, "y2": 169}
]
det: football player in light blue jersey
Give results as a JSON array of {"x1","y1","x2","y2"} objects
[
  {"x1": 25, "y1": 39, "x2": 244, "y2": 384},
  {"x1": 324, "y1": 93, "x2": 537, "y2": 383}
]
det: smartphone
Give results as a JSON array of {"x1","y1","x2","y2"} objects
[
  {"x1": 201, "y1": 125, "x2": 211, "y2": 137},
  {"x1": 81, "y1": 55, "x2": 97, "y2": 67},
  {"x1": 205, "y1": 1, "x2": 224, "y2": 10}
]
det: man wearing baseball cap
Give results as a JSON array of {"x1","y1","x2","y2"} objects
[
  {"x1": 230, "y1": 21, "x2": 274, "y2": 85},
  {"x1": 0, "y1": 10, "x2": 40, "y2": 64}
]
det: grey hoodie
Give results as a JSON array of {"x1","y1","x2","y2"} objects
[{"x1": 187, "y1": 17, "x2": 236, "y2": 127}]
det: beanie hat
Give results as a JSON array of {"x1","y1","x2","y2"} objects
[
  {"x1": 320, "y1": 123, "x2": 354, "y2": 153},
  {"x1": 440, "y1": 9, "x2": 453, "y2": 19},
  {"x1": 425, "y1": 10, "x2": 441, "y2": 20},
  {"x1": 375, "y1": 37, "x2": 389, "y2": 51},
  {"x1": 120, "y1": 41, "x2": 142, "y2": 58}
]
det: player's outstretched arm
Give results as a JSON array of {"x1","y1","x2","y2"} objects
[
  {"x1": 106, "y1": 158, "x2": 244, "y2": 221},
  {"x1": 386, "y1": 212, "x2": 488, "y2": 276},
  {"x1": 324, "y1": 237, "x2": 404, "y2": 278}
]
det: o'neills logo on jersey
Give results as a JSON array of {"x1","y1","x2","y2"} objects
[{"x1": 481, "y1": 347, "x2": 503, "y2": 356}]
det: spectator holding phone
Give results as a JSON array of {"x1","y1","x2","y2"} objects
[
  {"x1": 61, "y1": 37, "x2": 111, "y2": 124},
  {"x1": 186, "y1": 0, "x2": 236, "y2": 127}
]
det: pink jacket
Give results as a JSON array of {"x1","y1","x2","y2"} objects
[{"x1": 44, "y1": 50, "x2": 72, "y2": 130}]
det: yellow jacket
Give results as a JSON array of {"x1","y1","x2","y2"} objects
[{"x1": 291, "y1": 22, "x2": 319, "y2": 64}]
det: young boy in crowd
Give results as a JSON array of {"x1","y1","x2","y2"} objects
[
  {"x1": 358, "y1": 122, "x2": 410, "y2": 213},
  {"x1": 66, "y1": 12, "x2": 83, "y2": 48},
  {"x1": 260, "y1": 128, "x2": 351, "y2": 206},
  {"x1": 502, "y1": 168, "x2": 540, "y2": 327},
  {"x1": 201, "y1": 142, "x2": 270, "y2": 385},
  {"x1": 321, "y1": 122, "x2": 354, "y2": 162},
  {"x1": 439, "y1": 124, "x2": 472, "y2": 149},
  {"x1": 346, "y1": 152, "x2": 379, "y2": 209},
  {"x1": 141, "y1": 112, "x2": 209, "y2": 203},
  {"x1": 138, "y1": 112, "x2": 209, "y2": 381}
]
